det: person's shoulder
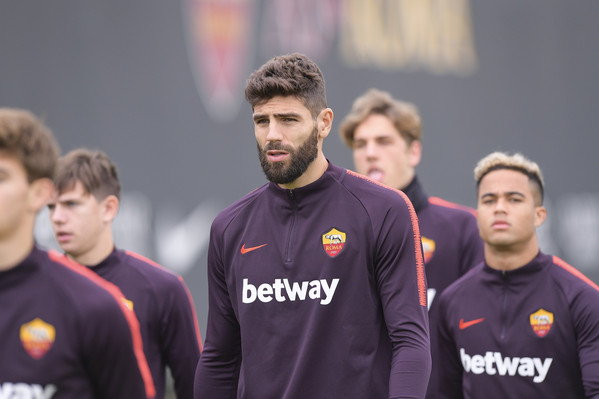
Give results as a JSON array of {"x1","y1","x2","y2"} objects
[
  {"x1": 427, "y1": 196, "x2": 477, "y2": 219},
  {"x1": 41, "y1": 250, "x2": 129, "y2": 314},
  {"x1": 211, "y1": 183, "x2": 269, "y2": 230},
  {"x1": 547, "y1": 255, "x2": 599, "y2": 330},
  {"x1": 121, "y1": 249, "x2": 176, "y2": 278},
  {"x1": 440, "y1": 262, "x2": 485, "y2": 301},
  {"x1": 341, "y1": 168, "x2": 413, "y2": 209},
  {"x1": 120, "y1": 249, "x2": 185, "y2": 290},
  {"x1": 42, "y1": 250, "x2": 113, "y2": 291},
  {"x1": 548, "y1": 255, "x2": 599, "y2": 298}
]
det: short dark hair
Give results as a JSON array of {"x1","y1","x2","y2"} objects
[
  {"x1": 0, "y1": 108, "x2": 60, "y2": 182},
  {"x1": 244, "y1": 53, "x2": 327, "y2": 118},
  {"x1": 54, "y1": 149, "x2": 121, "y2": 201}
]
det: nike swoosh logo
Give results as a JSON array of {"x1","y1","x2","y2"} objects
[
  {"x1": 459, "y1": 317, "x2": 485, "y2": 330},
  {"x1": 240, "y1": 243, "x2": 268, "y2": 254}
]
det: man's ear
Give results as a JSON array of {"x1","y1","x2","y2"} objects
[
  {"x1": 317, "y1": 108, "x2": 334, "y2": 139},
  {"x1": 408, "y1": 140, "x2": 422, "y2": 167},
  {"x1": 28, "y1": 178, "x2": 54, "y2": 213},
  {"x1": 534, "y1": 205, "x2": 547, "y2": 228},
  {"x1": 101, "y1": 195, "x2": 120, "y2": 223}
]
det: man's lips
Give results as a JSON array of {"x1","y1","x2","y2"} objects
[
  {"x1": 55, "y1": 232, "x2": 73, "y2": 243},
  {"x1": 492, "y1": 221, "x2": 510, "y2": 229},
  {"x1": 267, "y1": 150, "x2": 289, "y2": 162}
]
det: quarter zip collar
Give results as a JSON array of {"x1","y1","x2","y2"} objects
[
  {"x1": 267, "y1": 161, "x2": 344, "y2": 203},
  {"x1": 482, "y1": 251, "x2": 550, "y2": 286}
]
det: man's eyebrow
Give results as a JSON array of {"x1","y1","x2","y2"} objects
[
  {"x1": 253, "y1": 112, "x2": 302, "y2": 121},
  {"x1": 480, "y1": 191, "x2": 525, "y2": 198},
  {"x1": 274, "y1": 112, "x2": 302, "y2": 118}
]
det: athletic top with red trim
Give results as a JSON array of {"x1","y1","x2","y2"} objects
[
  {"x1": 402, "y1": 176, "x2": 483, "y2": 312},
  {"x1": 432, "y1": 251, "x2": 599, "y2": 399},
  {"x1": 0, "y1": 246, "x2": 155, "y2": 399},
  {"x1": 401, "y1": 177, "x2": 483, "y2": 398},
  {"x1": 84, "y1": 248, "x2": 202, "y2": 399},
  {"x1": 195, "y1": 162, "x2": 431, "y2": 399}
]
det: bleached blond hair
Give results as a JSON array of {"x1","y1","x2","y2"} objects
[{"x1": 475, "y1": 152, "x2": 545, "y2": 204}]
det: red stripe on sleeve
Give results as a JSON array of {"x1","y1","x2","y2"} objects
[
  {"x1": 428, "y1": 196, "x2": 477, "y2": 217},
  {"x1": 553, "y1": 255, "x2": 599, "y2": 292},
  {"x1": 397, "y1": 189, "x2": 427, "y2": 307},
  {"x1": 125, "y1": 250, "x2": 204, "y2": 352},
  {"x1": 178, "y1": 275, "x2": 204, "y2": 352},
  {"x1": 124, "y1": 250, "x2": 164, "y2": 270},
  {"x1": 48, "y1": 250, "x2": 156, "y2": 398},
  {"x1": 346, "y1": 170, "x2": 427, "y2": 307}
]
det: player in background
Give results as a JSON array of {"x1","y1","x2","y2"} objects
[
  {"x1": 431, "y1": 152, "x2": 599, "y2": 398},
  {"x1": 47, "y1": 149, "x2": 202, "y2": 399},
  {"x1": 194, "y1": 53, "x2": 431, "y2": 398},
  {"x1": 0, "y1": 108, "x2": 155, "y2": 398},
  {"x1": 339, "y1": 88, "x2": 483, "y2": 396}
]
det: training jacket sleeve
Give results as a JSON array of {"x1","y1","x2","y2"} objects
[
  {"x1": 50, "y1": 252, "x2": 155, "y2": 399},
  {"x1": 160, "y1": 275, "x2": 203, "y2": 399},
  {"x1": 431, "y1": 287, "x2": 464, "y2": 399},
  {"x1": 376, "y1": 191, "x2": 431, "y2": 398},
  {"x1": 80, "y1": 297, "x2": 155, "y2": 398},
  {"x1": 569, "y1": 280, "x2": 599, "y2": 397},
  {"x1": 194, "y1": 221, "x2": 242, "y2": 398}
]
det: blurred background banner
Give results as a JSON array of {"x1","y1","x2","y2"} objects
[{"x1": 2, "y1": 0, "x2": 598, "y2": 336}]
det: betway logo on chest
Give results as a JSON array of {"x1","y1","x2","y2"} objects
[
  {"x1": 0, "y1": 383, "x2": 56, "y2": 399},
  {"x1": 242, "y1": 278, "x2": 339, "y2": 305},
  {"x1": 460, "y1": 348, "x2": 552, "y2": 383}
]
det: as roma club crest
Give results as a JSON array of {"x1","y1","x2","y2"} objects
[
  {"x1": 322, "y1": 228, "x2": 346, "y2": 258},
  {"x1": 421, "y1": 236, "x2": 436, "y2": 263},
  {"x1": 20, "y1": 318, "x2": 56, "y2": 359},
  {"x1": 529, "y1": 308, "x2": 553, "y2": 338}
]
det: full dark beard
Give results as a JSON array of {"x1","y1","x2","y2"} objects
[{"x1": 257, "y1": 127, "x2": 319, "y2": 184}]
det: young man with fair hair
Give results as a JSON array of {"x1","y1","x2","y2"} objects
[
  {"x1": 47, "y1": 149, "x2": 202, "y2": 399},
  {"x1": 195, "y1": 54, "x2": 431, "y2": 398},
  {"x1": 431, "y1": 152, "x2": 599, "y2": 398},
  {"x1": 0, "y1": 108, "x2": 155, "y2": 398},
  {"x1": 339, "y1": 89, "x2": 483, "y2": 396}
]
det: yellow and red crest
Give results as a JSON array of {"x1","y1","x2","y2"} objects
[
  {"x1": 421, "y1": 236, "x2": 436, "y2": 263},
  {"x1": 20, "y1": 318, "x2": 56, "y2": 359},
  {"x1": 123, "y1": 298, "x2": 134, "y2": 311},
  {"x1": 322, "y1": 228, "x2": 346, "y2": 258},
  {"x1": 529, "y1": 308, "x2": 553, "y2": 338}
]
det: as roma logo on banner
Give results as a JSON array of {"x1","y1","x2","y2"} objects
[
  {"x1": 183, "y1": 0, "x2": 256, "y2": 122},
  {"x1": 322, "y1": 228, "x2": 346, "y2": 258},
  {"x1": 529, "y1": 308, "x2": 553, "y2": 338},
  {"x1": 20, "y1": 318, "x2": 56, "y2": 359}
]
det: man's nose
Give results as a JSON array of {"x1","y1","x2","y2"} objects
[
  {"x1": 265, "y1": 121, "x2": 284, "y2": 142},
  {"x1": 365, "y1": 141, "x2": 378, "y2": 159},
  {"x1": 50, "y1": 205, "x2": 65, "y2": 223}
]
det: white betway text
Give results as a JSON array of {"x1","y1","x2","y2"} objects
[
  {"x1": 0, "y1": 383, "x2": 56, "y2": 399},
  {"x1": 460, "y1": 348, "x2": 552, "y2": 383},
  {"x1": 242, "y1": 278, "x2": 339, "y2": 305}
]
